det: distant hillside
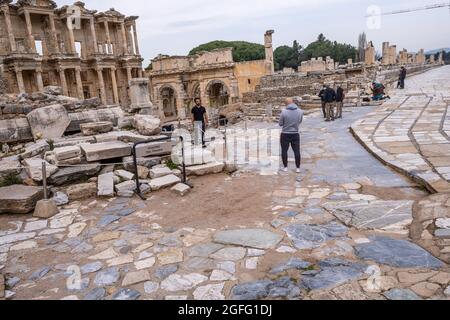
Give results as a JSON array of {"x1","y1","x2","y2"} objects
[
  {"x1": 189, "y1": 41, "x2": 265, "y2": 62},
  {"x1": 426, "y1": 48, "x2": 450, "y2": 55}
]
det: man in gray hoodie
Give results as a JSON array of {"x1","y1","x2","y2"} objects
[{"x1": 279, "y1": 98, "x2": 304, "y2": 173}]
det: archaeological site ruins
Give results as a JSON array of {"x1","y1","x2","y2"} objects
[{"x1": 0, "y1": 0, "x2": 449, "y2": 304}]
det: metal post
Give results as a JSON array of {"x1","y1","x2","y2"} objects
[{"x1": 42, "y1": 161, "x2": 48, "y2": 200}]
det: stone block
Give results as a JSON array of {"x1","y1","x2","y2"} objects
[
  {"x1": 135, "y1": 140, "x2": 177, "y2": 157},
  {"x1": 150, "y1": 166, "x2": 172, "y2": 179},
  {"x1": 81, "y1": 142, "x2": 131, "y2": 162},
  {"x1": 134, "y1": 115, "x2": 161, "y2": 136},
  {"x1": 0, "y1": 185, "x2": 44, "y2": 214},
  {"x1": 27, "y1": 104, "x2": 70, "y2": 140},
  {"x1": 54, "y1": 146, "x2": 81, "y2": 161},
  {"x1": 23, "y1": 158, "x2": 58, "y2": 182},
  {"x1": 66, "y1": 183, "x2": 97, "y2": 201},
  {"x1": 98, "y1": 173, "x2": 114, "y2": 197},
  {"x1": 0, "y1": 118, "x2": 33, "y2": 144},
  {"x1": 114, "y1": 170, "x2": 135, "y2": 181},
  {"x1": 186, "y1": 162, "x2": 224, "y2": 176},
  {"x1": 150, "y1": 174, "x2": 181, "y2": 191},
  {"x1": 171, "y1": 183, "x2": 191, "y2": 196},
  {"x1": 80, "y1": 122, "x2": 113, "y2": 136},
  {"x1": 33, "y1": 199, "x2": 59, "y2": 219},
  {"x1": 172, "y1": 146, "x2": 215, "y2": 166},
  {"x1": 48, "y1": 163, "x2": 101, "y2": 186}
]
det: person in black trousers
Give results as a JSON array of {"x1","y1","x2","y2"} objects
[{"x1": 279, "y1": 98, "x2": 304, "y2": 173}]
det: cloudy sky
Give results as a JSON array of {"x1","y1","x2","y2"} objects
[{"x1": 60, "y1": 0, "x2": 450, "y2": 62}]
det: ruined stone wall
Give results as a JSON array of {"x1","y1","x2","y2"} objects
[
  {"x1": 234, "y1": 60, "x2": 267, "y2": 97},
  {"x1": 192, "y1": 48, "x2": 234, "y2": 67}
]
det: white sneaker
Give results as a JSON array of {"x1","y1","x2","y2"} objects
[
  {"x1": 296, "y1": 168, "x2": 301, "y2": 174},
  {"x1": 281, "y1": 167, "x2": 288, "y2": 173}
]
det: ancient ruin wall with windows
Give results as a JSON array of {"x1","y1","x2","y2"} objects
[
  {"x1": 146, "y1": 31, "x2": 275, "y2": 121},
  {"x1": 0, "y1": 0, "x2": 143, "y2": 107}
]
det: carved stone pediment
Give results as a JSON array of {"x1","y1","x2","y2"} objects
[{"x1": 16, "y1": 0, "x2": 57, "y2": 9}]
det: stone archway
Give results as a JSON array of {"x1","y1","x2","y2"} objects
[
  {"x1": 160, "y1": 86, "x2": 178, "y2": 118},
  {"x1": 206, "y1": 80, "x2": 230, "y2": 108}
]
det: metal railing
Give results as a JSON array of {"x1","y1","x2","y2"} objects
[{"x1": 132, "y1": 135, "x2": 187, "y2": 200}]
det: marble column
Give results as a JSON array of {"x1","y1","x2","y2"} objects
[
  {"x1": 90, "y1": 18, "x2": 98, "y2": 53},
  {"x1": 1, "y1": 5, "x2": 16, "y2": 52},
  {"x1": 103, "y1": 21, "x2": 113, "y2": 54},
  {"x1": 16, "y1": 69, "x2": 26, "y2": 94},
  {"x1": 35, "y1": 69, "x2": 44, "y2": 92},
  {"x1": 75, "y1": 67, "x2": 84, "y2": 100},
  {"x1": 132, "y1": 22, "x2": 140, "y2": 55},
  {"x1": 110, "y1": 68, "x2": 119, "y2": 104},
  {"x1": 59, "y1": 68, "x2": 69, "y2": 96},
  {"x1": 66, "y1": 18, "x2": 76, "y2": 54},
  {"x1": 48, "y1": 14, "x2": 59, "y2": 53},
  {"x1": 126, "y1": 67, "x2": 132, "y2": 84},
  {"x1": 120, "y1": 22, "x2": 129, "y2": 55},
  {"x1": 97, "y1": 68, "x2": 107, "y2": 105},
  {"x1": 24, "y1": 10, "x2": 36, "y2": 53}
]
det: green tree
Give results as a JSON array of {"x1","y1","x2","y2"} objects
[
  {"x1": 302, "y1": 34, "x2": 357, "y2": 64},
  {"x1": 274, "y1": 40, "x2": 303, "y2": 71},
  {"x1": 188, "y1": 41, "x2": 265, "y2": 62}
]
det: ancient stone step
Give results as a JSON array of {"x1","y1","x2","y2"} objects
[
  {"x1": 0, "y1": 185, "x2": 44, "y2": 214},
  {"x1": 81, "y1": 142, "x2": 131, "y2": 162}
]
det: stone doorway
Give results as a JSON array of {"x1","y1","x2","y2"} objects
[
  {"x1": 161, "y1": 86, "x2": 177, "y2": 118},
  {"x1": 208, "y1": 81, "x2": 229, "y2": 107}
]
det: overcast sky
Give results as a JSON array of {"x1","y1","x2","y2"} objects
[{"x1": 60, "y1": 0, "x2": 450, "y2": 62}]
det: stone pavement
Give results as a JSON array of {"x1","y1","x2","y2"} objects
[
  {"x1": 351, "y1": 65, "x2": 450, "y2": 193},
  {"x1": 1, "y1": 106, "x2": 450, "y2": 300}
]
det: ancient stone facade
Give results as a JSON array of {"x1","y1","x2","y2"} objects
[
  {"x1": 0, "y1": 0, "x2": 143, "y2": 107},
  {"x1": 382, "y1": 42, "x2": 397, "y2": 65},
  {"x1": 146, "y1": 31, "x2": 274, "y2": 121},
  {"x1": 300, "y1": 56, "x2": 336, "y2": 73},
  {"x1": 364, "y1": 41, "x2": 376, "y2": 65}
]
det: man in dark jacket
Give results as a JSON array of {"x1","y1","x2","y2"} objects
[
  {"x1": 335, "y1": 86, "x2": 345, "y2": 119},
  {"x1": 398, "y1": 67, "x2": 407, "y2": 89},
  {"x1": 323, "y1": 85, "x2": 336, "y2": 122},
  {"x1": 318, "y1": 85, "x2": 327, "y2": 118}
]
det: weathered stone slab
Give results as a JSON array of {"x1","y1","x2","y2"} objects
[
  {"x1": 20, "y1": 140, "x2": 50, "y2": 159},
  {"x1": 355, "y1": 236, "x2": 444, "y2": 269},
  {"x1": 150, "y1": 166, "x2": 172, "y2": 179},
  {"x1": 123, "y1": 156, "x2": 161, "y2": 171},
  {"x1": 149, "y1": 174, "x2": 181, "y2": 191},
  {"x1": 383, "y1": 289, "x2": 422, "y2": 300},
  {"x1": 66, "y1": 183, "x2": 97, "y2": 201},
  {"x1": 134, "y1": 115, "x2": 161, "y2": 136},
  {"x1": 283, "y1": 222, "x2": 349, "y2": 250},
  {"x1": 23, "y1": 158, "x2": 58, "y2": 182},
  {"x1": 48, "y1": 163, "x2": 101, "y2": 186},
  {"x1": 135, "y1": 140, "x2": 177, "y2": 157},
  {"x1": 301, "y1": 259, "x2": 367, "y2": 291},
  {"x1": 27, "y1": 104, "x2": 70, "y2": 140},
  {"x1": 98, "y1": 173, "x2": 114, "y2": 197},
  {"x1": 213, "y1": 229, "x2": 283, "y2": 249},
  {"x1": 0, "y1": 118, "x2": 33, "y2": 144},
  {"x1": 0, "y1": 185, "x2": 44, "y2": 214},
  {"x1": 186, "y1": 162, "x2": 225, "y2": 176},
  {"x1": 115, "y1": 180, "x2": 136, "y2": 193},
  {"x1": 171, "y1": 183, "x2": 191, "y2": 196},
  {"x1": 323, "y1": 200, "x2": 414, "y2": 232},
  {"x1": 66, "y1": 107, "x2": 124, "y2": 133},
  {"x1": 54, "y1": 146, "x2": 81, "y2": 161},
  {"x1": 80, "y1": 122, "x2": 113, "y2": 136},
  {"x1": 81, "y1": 142, "x2": 131, "y2": 162},
  {"x1": 172, "y1": 146, "x2": 215, "y2": 166},
  {"x1": 0, "y1": 157, "x2": 21, "y2": 179}
]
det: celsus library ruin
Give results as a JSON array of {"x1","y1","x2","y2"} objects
[{"x1": 0, "y1": 0, "x2": 450, "y2": 306}]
